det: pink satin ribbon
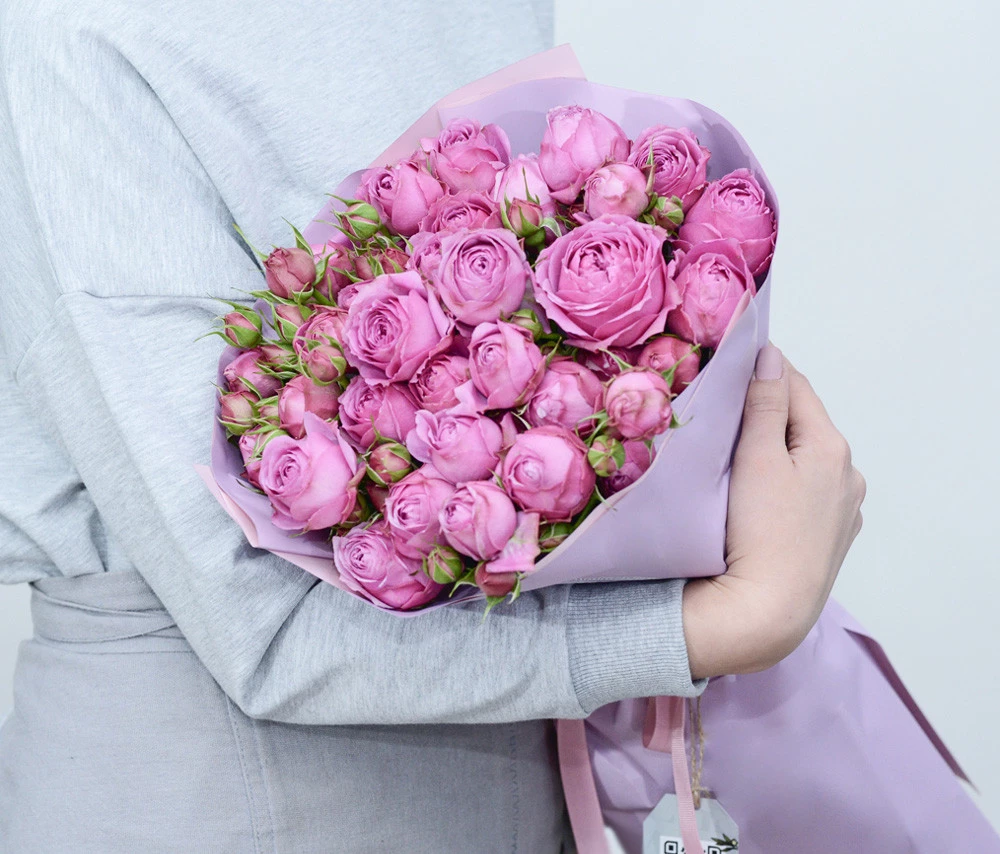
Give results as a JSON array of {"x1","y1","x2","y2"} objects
[{"x1": 558, "y1": 695, "x2": 702, "y2": 854}]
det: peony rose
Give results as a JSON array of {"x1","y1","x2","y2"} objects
[
  {"x1": 667, "y1": 238, "x2": 755, "y2": 349},
  {"x1": 419, "y1": 191, "x2": 502, "y2": 233},
  {"x1": 436, "y1": 228, "x2": 531, "y2": 325},
  {"x1": 334, "y1": 521, "x2": 443, "y2": 611},
  {"x1": 584, "y1": 163, "x2": 649, "y2": 219},
  {"x1": 493, "y1": 153, "x2": 556, "y2": 216},
  {"x1": 678, "y1": 168, "x2": 776, "y2": 277},
  {"x1": 410, "y1": 353, "x2": 471, "y2": 412},
  {"x1": 501, "y1": 426, "x2": 595, "y2": 522},
  {"x1": 429, "y1": 118, "x2": 511, "y2": 194},
  {"x1": 384, "y1": 466, "x2": 456, "y2": 559},
  {"x1": 359, "y1": 158, "x2": 445, "y2": 237},
  {"x1": 406, "y1": 406, "x2": 503, "y2": 484},
  {"x1": 278, "y1": 375, "x2": 340, "y2": 440},
  {"x1": 469, "y1": 322, "x2": 545, "y2": 410},
  {"x1": 264, "y1": 247, "x2": 316, "y2": 299},
  {"x1": 628, "y1": 126, "x2": 710, "y2": 211},
  {"x1": 439, "y1": 480, "x2": 518, "y2": 560},
  {"x1": 538, "y1": 106, "x2": 630, "y2": 204},
  {"x1": 224, "y1": 348, "x2": 283, "y2": 399},
  {"x1": 342, "y1": 271, "x2": 452, "y2": 383},
  {"x1": 311, "y1": 240, "x2": 356, "y2": 301},
  {"x1": 599, "y1": 439, "x2": 654, "y2": 495},
  {"x1": 292, "y1": 306, "x2": 348, "y2": 383},
  {"x1": 534, "y1": 215, "x2": 679, "y2": 350},
  {"x1": 526, "y1": 359, "x2": 604, "y2": 434},
  {"x1": 637, "y1": 336, "x2": 701, "y2": 395},
  {"x1": 258, "y1": 413, "x2": 361, "y2": 531},
  {"x1": 604, "y1": 369, "x2": 673, "y2": 441},
  {"x1": 338, "y1": 377, "x2": 419, "y2": 450},
  {"x1": 407, "y1": 231, "x2": 446, "y2": 282}
]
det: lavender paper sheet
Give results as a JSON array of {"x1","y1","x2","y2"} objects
[{"x1": 204, "y1": 67, "x2": 776, "y2": 610}]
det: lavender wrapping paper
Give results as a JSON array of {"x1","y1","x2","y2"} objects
[
  {"x1": 199, "y1": 69, "x2": 776, "y2": 610},
  {"x1": 580, "y1": 598, "x2": 1000, "y2": 853}
]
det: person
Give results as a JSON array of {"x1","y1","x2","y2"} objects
[{"x1": 0, "y1": 0, "x2": 864, "y2": 850}]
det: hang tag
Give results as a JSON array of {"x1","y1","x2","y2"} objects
[{"x1": 642, "y1": 794, "x2": 739, "y2": 853}]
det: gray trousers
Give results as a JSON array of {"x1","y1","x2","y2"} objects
[{"x1": 0, "y1": 571, "x2": 575, "y2": 853}]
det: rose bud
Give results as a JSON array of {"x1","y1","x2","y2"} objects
[
  {"x1": 340, "y1": 200, "x2": 382, "y2": 241},
  {"x1": 384, "y1": 466, "x2": 457, "y2": 559},
  {"x1": 264, "y1": 247, "x2": 316, "y2": 299},
  {"x1": 258, "y1": 413, "x2": 362, "y2": 532},
  {"x1": 587, "y1": 435, "x2": 626, "y2": 478},
  {"x1": 338, "y1": 377, "x2": 420, "y2": 450},
  {"x1": 407, "y1": 231, "x2": 446, "y2": 282},
  {"x1": 436, "y1": 228, "x2": 531, "y2": 325},
  {"x1": 538, "y1": 106, "x2": 630, "y2": 204},
  {"x1": 259, "y1": 343, "x2": 298, "y2": 373},
  {"x1": 507, "y1": 199, "x2": 546, "y2": 241},
  {"x1": 277, "y1": 375, "x2": 340, "y2": 440},
  {"x1": 667, "y1": 238, "x2": 756, "y2": 349},
  {"x1": 365, "y1": 482, "x2": 390, "y2": 514},
  {"x1": 358, "y1": 158, "x2": 446, "y2": 237},
  {"x1": 534, "y1": 215, "x2": 680, "y2": 350},
  {"x1": 538, "y1": 521, "x2": 573, "y2": 551},
  {"x1": 352, "y1": 244, "x2": 410, "y2": 280},
  {"x1": 223, "y1": 308, "x2": 263, "y2": 349},
  {"x1": 292, "y1": 306, "x2": 349, "y2": 383},
  {"x1": 238, "y1": 429, "x2": 273, "y2": 488},
  {"x1": 273, "y1": 303, "x2": 310, "y2": 342},
  {"x1": 637, "y1": 336, "x2": 700, "y2": 395},
  {"x1": 342, "y1": 271, "x2": 452, "y2": 383},
  {"x1": 410, "y1": 353, "x2": 471, "y2": 412},
  {"x1": 599, "y1": 439, "x2": 654, "y2": 496},
  {"x1": 311, "y1": 240, "x2": 356, "y2": 301},
  {"x1": 407, "y1": 408, "x2": 504, "y2": 485},
  {"x1": 366, "y1": 441, "x2": 413, "y2": 487},
  {"x1": 526, "y1": 359, "x2": 604, "y2": 435},
  {"x1": 678, "y1": 168, "x2": 777, "y2": 277},
  {"x1": 419, "y1": 191, "x2": 502, "y2": 233},
  {"x1": 469, "y1": 322, "x2": 546, "y2": 410},
  {"x1": 218, "y1": 390, "x2": 257, "y2": 435},
  {"x1": 475, "y1": 564, "x2": 518, "y2": 599},
  {"x1": 507, "y1": 308, "x2": 545, "y2": 339},
  {"x1": 576, "y1": 348, "x2": 636, "y2": 382},
  {"x1": 501, "y1": 426, "x2": 596, "y2": 522},
  {"x1": 627, "y1": 126, "x2": 710, "y2": 212},
  {"x1": 334, "y1": 521, "x2": 444, "y2": 611},
  {"x1": 256, "y1": 401, "x2": 280, "y2": 426},
  {"x1": 493, "y1": 153, "x2": 556, "y2": 215},
  {"x1": 439, "y1": 480, "x2": 518, "y2": 560},
  {"x1": 335, "y1": 492, "x2": 374, "y2": 533},
  {"x1": 604, "y1": 369, "x2": 674, "y2": 441},
  {"x1": 430, "y1": 118, "x2": 512, "y2": 194},
  {"x1": 224, "y1": 348, "x2": 283, "y2": 399},
  {"x1": 584, "y1": 163, "x2": 649, "y2": 219},
  {"x1": 483, "y1": 511, "x2": 541, "y2": 578},
  {"x1": 423, "y1": 545, "x2": 467, "y2": 585}
]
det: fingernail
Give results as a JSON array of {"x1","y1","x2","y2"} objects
[{"x1": 755, "y1": 344, "x2": 783, "y2": 380}]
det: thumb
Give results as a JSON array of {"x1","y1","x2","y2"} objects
[{"x1": 737, "y1": 343, "x2": 790, "y2": 459}]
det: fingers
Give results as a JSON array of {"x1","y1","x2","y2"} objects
[
  {"x1": 785, "y1": 360, "x2": 843, "y2": 452},
  {"x1": 736, "y1": 343, "x2": 790, "y2": 460}
]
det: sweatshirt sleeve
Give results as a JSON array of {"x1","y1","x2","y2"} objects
[{"x1": 0, "y1": 5, "x2": 706, "y2": 725}]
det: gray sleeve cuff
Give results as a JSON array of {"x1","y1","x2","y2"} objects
[{"x1": 565, "y1": 578, "x2": 708, "y2": 715}]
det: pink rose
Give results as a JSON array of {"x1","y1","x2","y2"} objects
[
  {"x1": 604, "y1": 369, "x2": 673, "y2": 441},
  {"x1": 264, "y1": 247, "x2": 316, "y2": 299},
  {"x1": 292, "y1": 306, "x2": 348, "y2": 383},
  {"x1": 429, "y1": 119, "x2": 511, "y2": 194},
  {"x1": 538, "y1": 106, "x2": 631, "y2": 204},
  {"x1": 222, "y1": 310, "x2": 262, "y2": 349},
  {"x1": 599, "y1": 439, "x2": 654, "y2": 496},
  {"x1": 534, "y1": 215, "x2": 679, "y2": 350},
  {"x1": 637, "y1": 336, "x2": 701, "y2": 395},
  {"x1": 439, "y1": 480, "x2": 518, "y2": 560},
  {"x1": 406, "y1": 406, "x2": 503, "y2": 485},
  {"x1": 410, "y1": 353, "x2": 471, "y2": 412},
  {"x1": 469, "y1": 322, "x2": 545, "y2": 410},
  {"x1": 238, "y1": 430, "x2": 269, "y2": 488},
  {"x1": 667, "y1": 238, "x2": 755, "y2": 349},
  {"x1": 258, "y1": 413, "x2": 361, "y2": 532},
  {"x1": 493, "y1": 154, "x2": 556, "y2": 216},
  {"x1": 419, "y1": 191, "x2": 502, "y2": 233},
  {"x1": 359, "y1": 158, "x2": 445, "y2": 237},
  {"x1": 277, "y1": 375, "x2": 340, "y2": 440},
  {"x1": 628, "y1": 126, "x2": 710, "y2": 211},
  {"x1": 678, "y1": 168, "x2": 776, "y2": 277},
  {"x1": 218, "y1": 390, "x2": 256, "y2": 435},
  {"x1": 338, "y1": 377, "x2": 419, "y2": 450},
  {"x1": 576, "y1": 348, "x2": 638, "y2": 382},
  {"x1": 334, "y1": 521, "x2": 443, "y2": 611},
  {"x1": 224, "y1": 348, "x2": 283, "y2": 399},
  {"x1": 342, "y1": 271, "x2": 452, "y2": 383},
  {"x1": 352, "y1": 244, "x2": 410, "y2": 281},
  {"x1": 384, "y1": 466, "x2": 456, "y2": 559},
  {"x1": 482, "y1": 511, "x2": 541, "y2": 579},
  {"x1": 311, "y1": 240, "x2": 356, "y2": 301},
  {"x1": 526, "y1": 359, "x2": 604, "y2": 434},
  {"x1": 584, "y1": 163, "x2": 649, "y2": 219},
  {"x1": 501, "y1": 426, "x2": 595, "y2": 522},
  {"x1": 407, "y1": 231, "x2": 446, "y2": 282},
  {"x1": 436, "y1": 228, "x2": 531, "y2": 325}
]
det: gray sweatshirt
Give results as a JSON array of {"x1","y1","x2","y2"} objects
[{"x1": 0, "y1": 0, "x2": 705, "y2": 726}]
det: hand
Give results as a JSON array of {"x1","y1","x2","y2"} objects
[{"x1": 683, "y1": 344, "x2": 866, "y2": 679}]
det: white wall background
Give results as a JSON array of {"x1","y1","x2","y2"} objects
[{"x1": 1, "y1": 0, "x2": 997, "y2": 843}]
